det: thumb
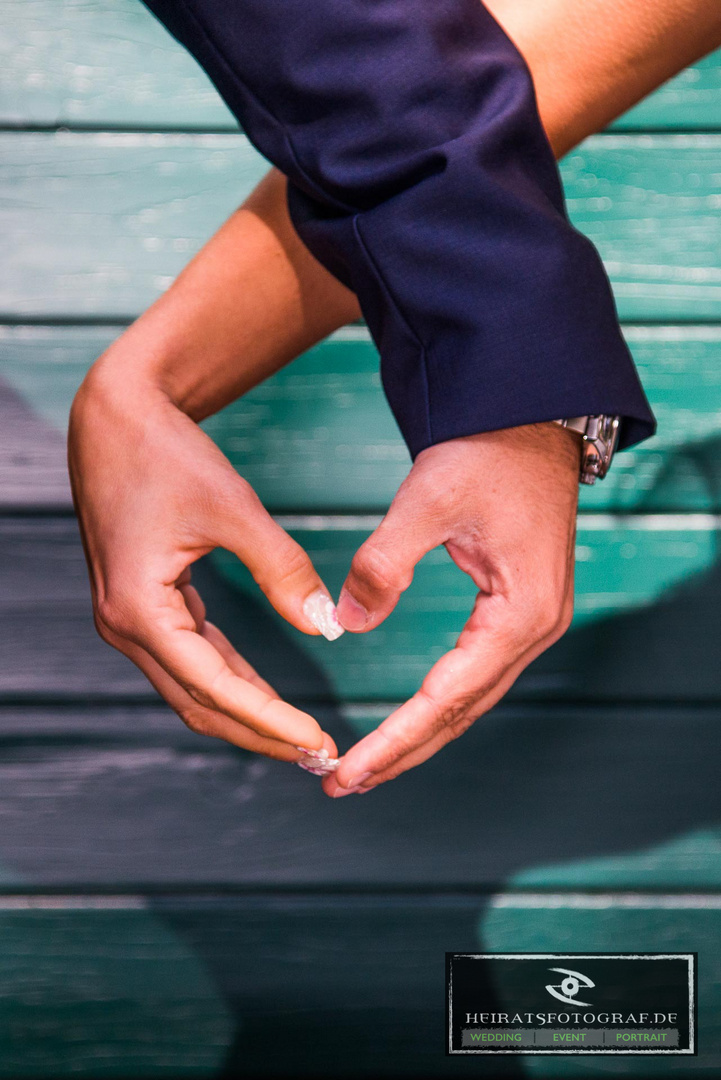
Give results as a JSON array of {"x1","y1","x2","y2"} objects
[
  {"x1": 213, "y1": 483, "x2": 344, "y2": 641},
  {"x1": 337, "y1": 488, "x2": 444, "y2": 632}
]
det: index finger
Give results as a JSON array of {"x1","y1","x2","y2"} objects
[
  {"x1": 119, "y1": 581, "x2": 325, "y2": 750},
  {"x1": 327, "y1": 598, "x2": 560, "y2": 792}
]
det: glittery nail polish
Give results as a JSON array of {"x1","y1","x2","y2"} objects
[
  {"x1": 303, "y1": 589, "x2": 345, "y2": 641},
  {"x1": 295, "y1": 745, "x2": 340, "y2": 775}
]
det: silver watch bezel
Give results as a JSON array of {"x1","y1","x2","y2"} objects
[{"x1": 554, "y1": 415, "x2": 621, "y2": 485}]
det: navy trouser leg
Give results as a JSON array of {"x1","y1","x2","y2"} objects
[{"x1": 141, "y1": 0, "x2": 655, "y2": 456}]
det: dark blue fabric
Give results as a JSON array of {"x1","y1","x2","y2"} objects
[{"x1": 141, "y1": 0, "x2": 655, "y2": 456}]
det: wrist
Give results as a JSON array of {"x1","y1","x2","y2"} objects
[
  {"x1": 77, "y1": 319, "x2": 224, "y2": 424},
  {"x1": 72, "y1": 351, "x2": 174, "y2": 436}
]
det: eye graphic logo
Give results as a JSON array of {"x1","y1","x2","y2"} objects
[{"x1": 545, "y1": 967, "x2": 595, "y2": 1007}]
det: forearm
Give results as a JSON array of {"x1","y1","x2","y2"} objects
[
  {"x1": 86, "y1": 168, "x2": 359, "y2": 420},
  {"x1": 91, "y1": 0, "x2": 721, "y2": 421},
  {"x1": 493, "y1": 0, "x2": 721, "y2": 158}
]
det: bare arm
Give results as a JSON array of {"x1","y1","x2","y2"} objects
[
  {"x1": 70, "y1": 0, "x2": 721, "y2": 772},
  {"x1": 88, "y1": 0, "x2": 721, "y2": 417},
  {"x1": 493, "y1": 0, "x2": 721, "y2": 158}
]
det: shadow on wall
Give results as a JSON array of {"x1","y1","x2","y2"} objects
[
  {"x1": 1, "y1": 384, "x2": 719, "y2": 1076},
  {"x1": 150, "y1": 434, "x2": 721, "y2": 1077},
  {"x1": 533, "y1": 430, "x2": 721, "y2": 700}
]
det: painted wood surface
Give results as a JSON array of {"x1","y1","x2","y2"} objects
[
  {"x1": 3, "y1": 133, "x2": 721, "y2": 319},
  {"x1": 481, "y1": 897, "x2": 720, "y2": 1077},
  {"x1": 0, "y1": 899, "x2": 232, "y2": 1077},
  {"x1": 0, "y1": 372, "x2": 72, "y2": 509},
  {"x1": 2, "y1": 4, "x2": 720, "y2": 1071},
  {"x1": 1, "y1": 703, "x2": 720, "y2": 889},
  {"x1": 564, "y1": 135, "x2": 721, "y2": 320},
  {"x1": 3, "y1": 514, "x2": 721, "y2": 703},
  {"x1": 0, "y1": 894, "x2": 718, "y2": 1077},
  {"x1": 6, "y1": 323, "x2": 721, "y2": 512},
  {"x1": 0, "y1": 132, "x2": 268, "y2": 318},
  {"x1": 613, "y1": 48, "x2": 721, "y2": 131},
  {"x1": 1, "y1": 0, "x2": 719, "y2": 133},
  {"x1": 210, "y1": 324, "x2": 721, "y2": 513}
]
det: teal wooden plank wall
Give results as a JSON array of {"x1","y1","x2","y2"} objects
[{"x1": 1, "y1": 2, "x2": 721, "y2": 1076}]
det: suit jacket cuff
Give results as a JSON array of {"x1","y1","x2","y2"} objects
[{"x1": 142, "y1": 0, "x2": 656, "y2": 457}]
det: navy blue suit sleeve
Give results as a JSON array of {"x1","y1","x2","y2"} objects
[{"x1": 141, "y1": 0, "x2": 655, "y2": 457}]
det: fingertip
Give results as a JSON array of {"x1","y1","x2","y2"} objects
[
  {"x1": 292, "y1": 722, "x2": 324, "y2": 753},
  {"x1": 336, "y1": 588, "x2": 369, "y2": 632},
  {"x1": 321, "y1": 732, "x2": 339, "y2": 759},
  {"x1": 261, "y1": 698, "x2": 323, "y2": 751},
  {"x1": 302, "y1": 588, "x2": 345, "y2": 640},
  {"x1": 321, "y1": 773, "x2": 353, "y2": 798},
  {"x1": 322, "y1": 772, "x2": 375, "y2": 797}
]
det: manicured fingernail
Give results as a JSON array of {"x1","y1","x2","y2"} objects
[
  {"x1": 303, "y1": 589, "x2": 345, "y2": 641},
  {"x1": 295, "y1": 745, "x2": 340, "y2": 775},
  {"x1": 297, "y1": 762, "x2": 330, "y2": 776},
  {"x1": 347, "y1": 771, "x2": 373, "y2": 788},
  {"x1": 337, "y1": 590, "x2": 369, "y2": 632},
  {"x1": 296, "y1": 745, "x2": 329, "y2": 761}
]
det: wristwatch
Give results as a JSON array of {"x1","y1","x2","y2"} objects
[{"x1": 553, "y1": 415, "x2": 621, "y2": 485}]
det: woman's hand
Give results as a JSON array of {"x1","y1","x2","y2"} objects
[
  {"x1": 67, "y1": 169, "x2": 358, "y2": 763},
  {"x1": 66, "y1": 0, "x2": 721, "y2": 774},
  {"x1": 68, "y1": 361, "x2": 341, "y2": 763},
  {"x1": 322, "y1": 423, "x2": 580, "y2": 795}
]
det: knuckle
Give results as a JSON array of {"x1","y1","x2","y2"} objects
[
  {"x1": 93, "y1": 607, "x2": 115, "y2": 644},
  {"x1": 352, "y1": 542, "x2": 408, "y2": 595},
  {"x1": 253, "y1": 538, "x2": 311, "y2": 595},
  {"x1": 414, "y1": 474, "x2": 451, "y2": 517},
  {"x1": 216, "y1": 472, "x2": 255, "y2": 509},
  {"x1": 176, "y1": 706, "x2": 216, "y2": 738},
  {"x1": 372, "y1": 722, "x2": 417, "y2": 764},
  {"x1": 417, "y1": 688, "x2": 467, "y2": 738},
  {"x1": 186, "y1": 680, "x2": 220, "y2": 713},
  {"x1": 535, "y1": 587, "x2": 573, "y2": 642},
  {"x1": 431, "y1": 699, "x2": 475, "y2": 741},
  {"x1": 273, "y1": 542, "x2": 313, "y2": 587},
  {"x1": 555, "y1": 601, "x2": 574, "y2": 638},
  {"x1": 95, "y1": 592, "x2": 136, "y2": 640},
  {"x1": 445, "y1": 710, "x2": 477, "y2": 742},
  {"x1": 230, "y1": 473, "x2": 255, "y2": 500},
  {"x1": 381, "y1": 726, "x2": 416, "y2": 758},
  {"x1": 184, "y1": 667, "x2": 235, "y2": 715},
  {"x1": 535, "y1": 605, "x2": 564, "y2": 641},
  {"x1": 518, "y1": 580, "x2": 571, "y2": 644}
]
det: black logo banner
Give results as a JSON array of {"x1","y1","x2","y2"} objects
[{"x1": 446, "y1": 953, "x2": 696, "y2": 1054}]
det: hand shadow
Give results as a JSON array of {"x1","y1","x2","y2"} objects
[{"x1": 154, "y1": 433, "x2": 721, "y2": 1077}]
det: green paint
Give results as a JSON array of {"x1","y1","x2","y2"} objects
[
  {"x1": 563, "y1": 134, "x2": 721, "y2": 320},
  {"x1": 4, "y1": 324, "x2": 721, "y2": 511},
  {"x1": 0, "y1": 909, "x2": 234, "y2": 1077},
  {"x1": 611, "y1": 50, "x2": 721, "y2": 131},
  {"x1": 511, "y1": 827, "x2": 721, "y2": 889},
  {"x1": 1, "y1": 0, "x2": 719, "y2": 131},
  {"x1": 211, "y1": 521, "x2": 717, "y2": 699},
  {"x1": 0, "y1": 0, "x2": 236, "y2": 129},
  {"x1": 480, "y1": 904, "x2": 718, "y2": 1075},
  {"x1": 0, "y1": 133, "x2": 270, "y2": 318},
  {"x1": 3, "y1": 133, "x2": 721, "y2": 318}
]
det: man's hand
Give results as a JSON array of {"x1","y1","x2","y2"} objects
[
  {"x1": 322, "y1": 423, "x2": 580, "y2": 795},
  {"x1": 68, "y1": 363, "x2": 340, "y2": 764}
]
